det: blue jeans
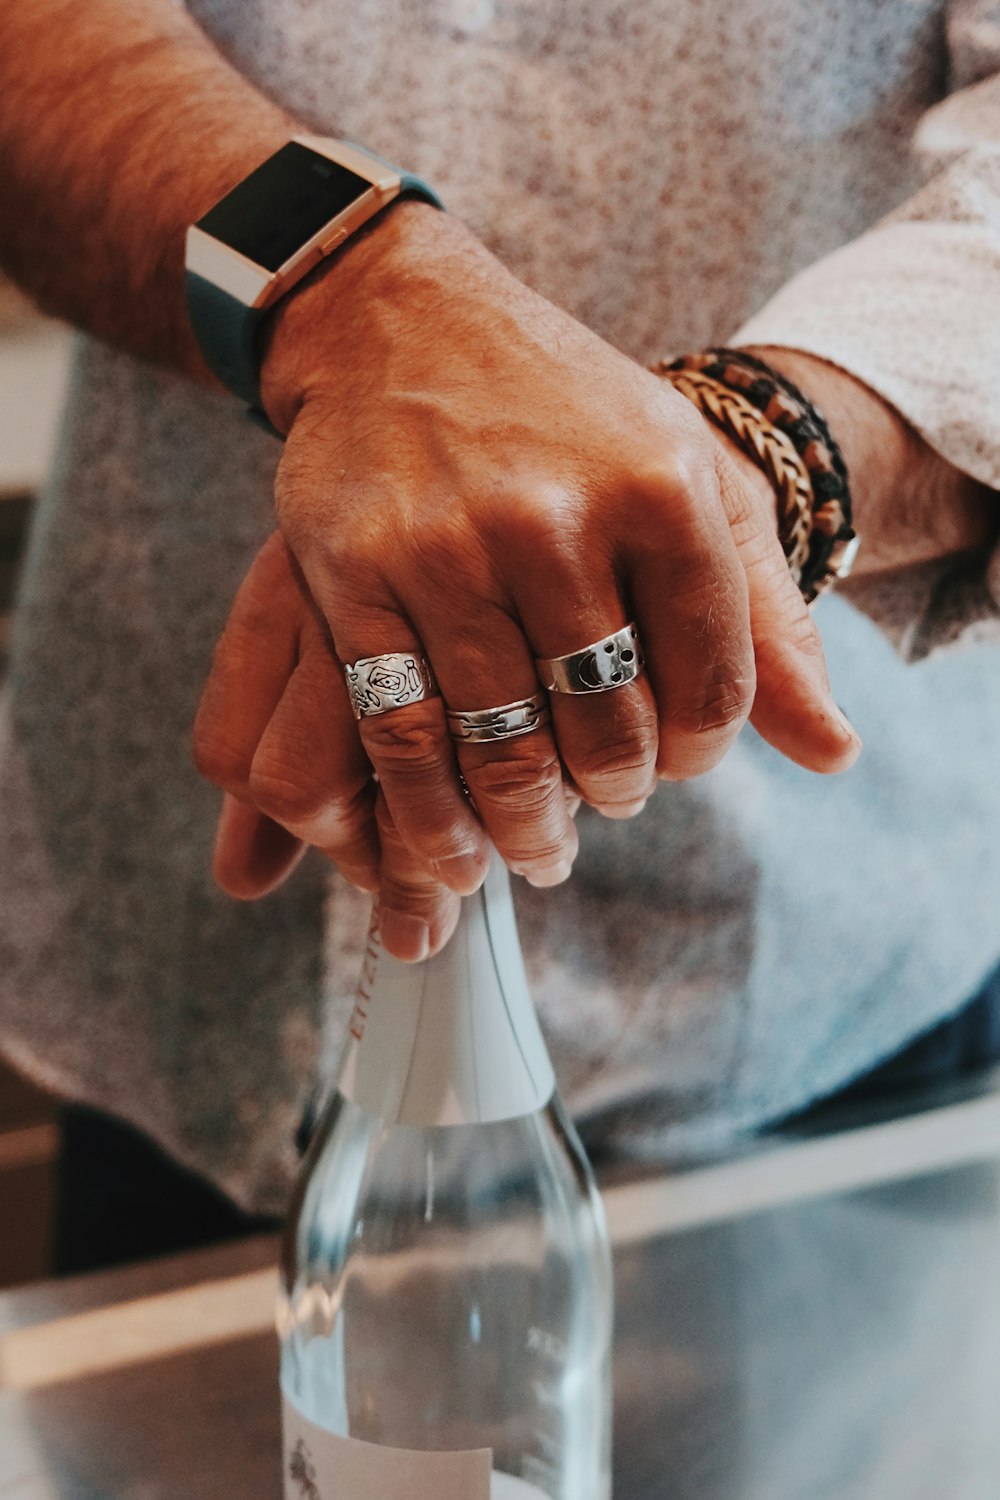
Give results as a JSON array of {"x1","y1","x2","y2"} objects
[{"x1": 832, "y1": 954, "x2": 1000, "y2": 1099}]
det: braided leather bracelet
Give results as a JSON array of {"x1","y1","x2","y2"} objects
[
  {"x1": 657, "y1": 348, "x2": 860, "y2": 603},
  {"x1": 659, "y1": 368, "x2": 815, "y2": 586}
]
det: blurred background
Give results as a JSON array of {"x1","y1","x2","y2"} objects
[
  {"x1": 0, "y1": 275, "x2": 69, "y2": 1290},
  {"x1": 0, "y1": 279, "x2": 274, "y2": 1292}
]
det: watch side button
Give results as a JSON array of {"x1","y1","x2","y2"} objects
[{"x1": 321, "y1": 226, "x2": 349, "y2": 254}]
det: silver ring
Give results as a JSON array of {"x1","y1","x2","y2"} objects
[
  {"x1": 446, "y1": 691, "x2": 551, "y2": 743},
  {"x1": 345, "y1": 651, "x2": 438, "y2": 720},
  {"x1": 536, "y1": 622, "x2": 645, "y2": 695}
]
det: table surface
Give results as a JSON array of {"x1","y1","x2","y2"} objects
[{"x1": 4, "y1": 1070, "x2": 1000, "y2": 1500}]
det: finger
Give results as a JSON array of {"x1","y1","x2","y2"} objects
[
  {"x1": 498, "y1": 488, "x2": 659, "y2": 813},
  {"x1": 212, "y1": 792, "x2": 308, "y2": 899},
  {"x1": 375, "y1": 790, "x2": 461, "y2": 961},
  {"x1": 247, "y1": 609, "x2": 381, "y2": 893},
  {"x1": 410, "y1": 594, "x2": 578, "y2": 888},
  {"x1": 624, "y1": 453, "x2": 756, "y2": 783},
  {"x1": 714, "y1": 452, "x2": 862, "y2": 773},
  {"x1": 299, "y1": 561, "x2": 491, "y2": 896},
  {"x1": 193, "y1": 533, "x2": 301, "y2": 799}
]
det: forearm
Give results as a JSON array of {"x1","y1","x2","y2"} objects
[
  {"x1": 0, "y1": 0, "x2": 296, "y2": 378},
  {"x1": 743, "y1": 347, "x2": 996, "y2": 579}
]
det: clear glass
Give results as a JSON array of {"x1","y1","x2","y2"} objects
[{"x1": 279, "y1": 1087, "x2": 613, "y2": 1500}]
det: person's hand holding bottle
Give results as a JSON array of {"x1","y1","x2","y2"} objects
[{"x1": 195, "y1": 202, "x2": 859, "y2": 958}]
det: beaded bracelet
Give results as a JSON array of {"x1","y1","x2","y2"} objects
[{"x1": 656, "y1": 348, "x2": 860, "y2": 604}]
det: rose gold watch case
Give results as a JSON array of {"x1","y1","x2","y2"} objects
[{"x1": 183, "y1": 135, "x2": 403, "y2": 310}]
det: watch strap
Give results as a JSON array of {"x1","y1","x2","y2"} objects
[
  {"x1": 185, "y1": 163, "x2": 443, "y2": 428},
  {"x1": 185, "y1": 271, "x2": 268, "y2": 411}
]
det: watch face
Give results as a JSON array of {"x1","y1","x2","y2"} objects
[{"x1": 197, "y1": 142, "x2": 373, "y2": 272}]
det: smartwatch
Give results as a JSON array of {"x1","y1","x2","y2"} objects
[{"x1": 184, "y1": 135, "x2": 443, "y2": 424}]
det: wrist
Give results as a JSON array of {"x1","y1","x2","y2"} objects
[
  {"x1": 740, "y1": 345, "x2": 899, "y2": 521},
  {"x1": 740, "y1": 346, "x2": 994, "y2": 575},
  {"x1": 259, "y1": 198, "x2": 471, "y2": 435},
  {"x1": 185, "y1": 131, "x2": 447, "y2": 422}
]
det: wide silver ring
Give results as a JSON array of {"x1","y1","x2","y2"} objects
[
  {"x1": 446, "y1": 691, "x2": 551, "y2": 743},
  {"x1": 345, "y1": 651, "x2": 438, "y2": 720},
  {"x1": 536, "y1": 622, "x2": 645, "y2": 695}
]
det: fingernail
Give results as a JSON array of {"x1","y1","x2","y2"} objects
[
  {"x1": 834, "y1": 704, "x2": 862, "y2": 745},
  {"x1": 523, "y1": 858, "x2": 574, "y2": 888},
  {"x1": 596, "y1": 798, "x2": 648, "y2": 821},
  {"x1": 433, "y1": 853, "x2": 487, "y2": 894},
  {"x1": 379, "y1": 909, "x2": 430, "y2": 962}
]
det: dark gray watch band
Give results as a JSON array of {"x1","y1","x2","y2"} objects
[{"x1": 185, "y1": 167, "x2": 443, "y2": 429}]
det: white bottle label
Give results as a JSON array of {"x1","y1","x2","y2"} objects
[
  {"x1": 338, "y1": 854, "x2": 556, "y2": 1127},
  {"x1": 283, "y1": 1397, "x2": 492, "y2": 1499}
]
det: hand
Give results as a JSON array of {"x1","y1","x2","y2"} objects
[
  {"x1": 193, "y1": 533, "x2": 378, "y2": 896},
  {"x1": 194, "y1": 533, "x2": 469, "y2": 958},
  {"x1": 250, "y1": 201, "x2": 858, "y2": 904}
]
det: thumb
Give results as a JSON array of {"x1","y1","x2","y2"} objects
[{"x1": 717, "y1": 452, "x2": 861, "y2": 773}]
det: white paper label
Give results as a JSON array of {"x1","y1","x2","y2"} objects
[
  {"x1": 338, "y1": 854, "x2": 555, "y2": 1127},
  {"x1": 283, "y1": 1397, "x2": 492, "y2": 1499}
]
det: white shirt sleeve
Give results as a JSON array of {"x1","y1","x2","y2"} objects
[{"x1": 732, "y1": 0, "x2": 1000, "y2": 661}]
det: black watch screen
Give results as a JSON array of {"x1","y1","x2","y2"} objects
[{"x1": 197, "y1": 142, "x2": 372, "y2": 273}]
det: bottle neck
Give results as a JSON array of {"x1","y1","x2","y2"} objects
[{"x1": 338, "y1": 852, "x2": 555, "y2": 1128}]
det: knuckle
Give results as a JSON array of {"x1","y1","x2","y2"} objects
[
  {"x1": 779, "y1": 601, "x2": 826, "y2": 659},
  {"x1": 370, "y1": 729, "x2": 476, "y2": 864},
  {"x1": 248, "y1": 766, "x2": 374, "y2": 851},
  {"x1": 635, "y1": 443, "x2": 714, "y2": 511},
  {"x1": 247, "y1": 759, "x2": 327, "y2": 828},
  {"x1": 378, "y1": 805, "x2": 469, "y2": 868},
  {"x1": 501, "y1": 821, "x2": 574, "y2": 869},
  {"x1": 424, "y1": 828, "x2": 481, "y2": 864},
  {"x1": 407, "y1": 512, "x2": 492, "y2": 599},
  {"x1": 362, "y1": 712, "x2": 449, "y2": 780},
  {"x1": 664, "y1": 670, "x2": 755, "y2": 738},
  {"x1": 247, "y1": 728, "x2": 375, "y2": 838},
  {"x1": 308, "y1": 786, "x2": 374, "y2": 849},
  {"x1": 192, "y1": 728, "x2": 248, "y2": 792},
  {"x1": 498, "y1": 485, "x2": 588, "y2": 563},
  {"x1": 277, "y1": 498, "x2": 383, "y2": 595},
  {"x1": 465, "y1": 747, "x2": 562, "y2": 817},
  {"x1": 573, "y1": 727, "x2": 657, "y2": 793}
]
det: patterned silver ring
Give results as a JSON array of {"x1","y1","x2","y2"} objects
[
  {"x1": 345, "y1": 651, "x2": 438, "y2": 720},
  {"x1": 536, "y1": 622, "x2": 645, "y2": 695},
  {"x1": 446, "y1": 691, "x2": 551, "y2": 743}
]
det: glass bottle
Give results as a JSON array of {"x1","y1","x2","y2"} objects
[{"x1": 278, "y1": 851, "x2": 613, "y2": 1500}]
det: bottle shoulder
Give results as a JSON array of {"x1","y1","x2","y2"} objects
[{"x1": 282, "y1": 1094, "x2": 611, "y2": 1295}]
